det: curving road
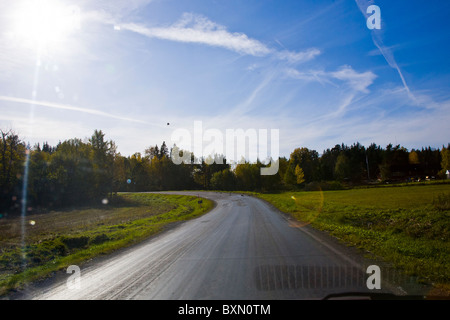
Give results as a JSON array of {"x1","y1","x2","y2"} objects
[{"x1": 20, "y1": 192, "x2": 407, "y2": 300}]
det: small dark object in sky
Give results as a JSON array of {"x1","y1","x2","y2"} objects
[{"x1": 167, "y1": 123, "x2": 170, "y2": 125}]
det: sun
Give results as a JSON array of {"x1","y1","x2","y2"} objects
[{"x1": 11, "y1": 0, "x2": 80, "y2": 48}]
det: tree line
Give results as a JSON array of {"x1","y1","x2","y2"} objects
[{"x1": 1, "y1": 128, "x2": 449, "y2": 213}]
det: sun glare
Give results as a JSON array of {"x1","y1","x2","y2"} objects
[{"x1": 12, "y1": 0, "x2": 80, "y2": 48}]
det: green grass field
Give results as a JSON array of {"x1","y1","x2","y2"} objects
[
  {"x1": 255, "y1": 184, "x2": 450, "y2": 294},
  {"x1": 0, "y1": 193, "x2": 213, "y2": 296}
]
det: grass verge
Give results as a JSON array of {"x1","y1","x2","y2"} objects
[
  {"x1": 253, "y1": 184, "x2": 450, "y2": 295},
  {"x1": 0, "y1": 193, "x2": 214, "y2": 296}
]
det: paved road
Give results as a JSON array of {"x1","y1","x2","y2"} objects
[{"x1": 21, "y1": 192, "x2": 406, "y2": 300}]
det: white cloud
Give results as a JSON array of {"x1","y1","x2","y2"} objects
[
  {"x1": 121, "y1": 13, "x2": 272, "y2": 57},
  {"x1": 283, "y1": 65, "x2": 378, "y2": 128},
  {"x1": 276, "y1": 48, "x2": 321, "y2": 64},
  {"x1": 119, "y1": 13, "x2": 319, "y2": 62},
  {"x1": 285, "y1": 68, "x2": 335, "y2": 86},
  {"x1": 330, "y1": 66, "x2": 377, "y2": 93},
  {"x1": 286, "y1": 65, "x2": 377, "y2": 93}
]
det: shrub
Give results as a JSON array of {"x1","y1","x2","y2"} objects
[
  {"x1": 90, "y1": 233, "x2": 110, "y2": 245},
  {"x1": 61, "y1": 236, "x2": 90, "y2": 249}
]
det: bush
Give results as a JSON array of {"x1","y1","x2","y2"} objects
[
  {"x1": 326, "y1": 181, "x2": 344, "y2": 190},
  {"x1": 61, "y1": 236, "x2": 90, "y2": 249},
  {"x1": 90, "y1": 233, "x2": 110, "y2": 245}
]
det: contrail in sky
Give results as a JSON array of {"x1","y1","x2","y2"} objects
[
  {"x1": 354, "y1": 0, "x2": 411, "y2": 94},
  {"x1": 0, "y1": 95, "x2": 147, "y2": 124}
]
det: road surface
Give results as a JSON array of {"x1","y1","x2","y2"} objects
[{"x1": 18, "y1": 192, "x2": 409, "y2": 300}]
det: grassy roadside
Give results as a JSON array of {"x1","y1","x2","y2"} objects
[
  {"x1": 253, "y1": 184, "x2": 450, "y2": 295},
  {"x1": 0, "y1": 193, "x2": 214, "y2": 296}
]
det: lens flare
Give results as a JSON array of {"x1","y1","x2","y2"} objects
[{"x1": 289, "y1": 190, "x2": 324, "y2": 228}]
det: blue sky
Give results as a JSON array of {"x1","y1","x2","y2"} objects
[{"x1": 0, "y1": 0, "x2": 449, "y2": 158}]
